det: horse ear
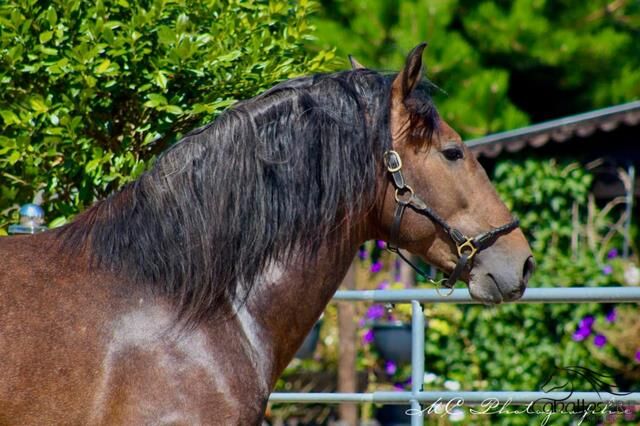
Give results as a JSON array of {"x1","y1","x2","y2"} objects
[
  {"x1": 348, "y1": 55, "x2": 366, "y2": 70},
  {"x1": 392, "y1": 42, "x2": 427, "y2": 100}
]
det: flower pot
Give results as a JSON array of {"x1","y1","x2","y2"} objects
[
  {"x1": 372, "y1": 322, "x2": 413, "y2": 364},
  {"x1": 295, "y1": 321, "x2": 322, "y2": 359},
  {"x1": 375, "y1": 404, "x2": 412, "y2": 426}
]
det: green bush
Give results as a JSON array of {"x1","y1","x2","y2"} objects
[
  {"x1": 0, "y1": 0, "x2": 334, "y2": 232},
  {"x1": 312, "y1": 0, "x2": 640, "y2": 138}
]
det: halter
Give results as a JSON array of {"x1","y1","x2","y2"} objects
[{"x1": 383, "y1": 150, "x2": 520, "y2": 290}]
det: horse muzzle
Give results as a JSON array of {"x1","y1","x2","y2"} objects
[{"x1": 468, "y1": 252, "x2": 535, "y2": 304}]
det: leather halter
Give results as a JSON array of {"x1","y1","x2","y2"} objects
[{"x1": 383, "y1": 150, "x2": 520, "y2": 289}]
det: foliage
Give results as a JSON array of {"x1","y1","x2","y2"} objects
[
  {"x1": 0, "y1": 0, "x2": 334, "y2": 233},
  {"x1": 312, "y1": 0, "x2": 640, "y2": 137}
]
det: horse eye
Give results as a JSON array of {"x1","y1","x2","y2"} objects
[{"x1": 442, "y1": 147, "x2": 464, "y2": 162}]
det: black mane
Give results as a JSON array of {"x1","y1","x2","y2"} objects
[{"x1": 58, "y1": 69, "x2": 439, "y2": 324}]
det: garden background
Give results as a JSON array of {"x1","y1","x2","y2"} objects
[{"x1": 0, "y1": 0, "x2": 639, "y2": 425}]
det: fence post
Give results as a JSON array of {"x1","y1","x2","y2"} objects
[
  {"x1": 623, "y1": 162, "x2": 635, "y2": 258},
  {"x1": 410, "y1": 301, "x2": 425, "y2": 426},
  {"x1": 337, "y1": 263, "x2": 358, "y2": 425}
]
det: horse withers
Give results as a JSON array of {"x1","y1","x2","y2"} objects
[{"x1": 0, "y1": 44, "x2": 533, "y2": 424}]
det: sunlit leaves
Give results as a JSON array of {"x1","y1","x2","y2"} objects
[
  {"x1": 0, "y1": 0, "x2": 335, "y2": 231},
  {"x1": 312, "y1": 0, "x2": 640, "y2": 136}
]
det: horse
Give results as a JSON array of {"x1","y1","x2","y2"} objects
[{"x1": 0, "y1": 43, "x2": 534, "y2": 425}]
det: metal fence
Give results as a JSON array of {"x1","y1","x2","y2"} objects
[{"x1": 270, "y1": 287, "x2": 640, "y2": 425}]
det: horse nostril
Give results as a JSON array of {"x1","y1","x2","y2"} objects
[{"x1": 522, "y1": 256, "x2": 535, "y2": 284}]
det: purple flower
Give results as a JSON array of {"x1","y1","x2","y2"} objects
[
  {"x1": 635, "y1": 350, "x2": 640, "y2": 363},
  {"x1": 358, "y1": 318, "x2": 366, "y2": 327},
  {"x1": 580, "y1": 316, "x2": 595, "y2": 329},
  {"x1": 362, "y1": 329, "x2": 374, "y2": 345},
  {"x1": 376, "y1": 240, "x2": 386, "y2": 249},
  {"x1": 385, "y1": 360, "x2": 397, "y2": 375},
  {"x1": 370, "y1": 261, "x2": 383, "y2": 274},
  {"x1": 366, "y1": 304, "x2": 385, "y2": 320},
  {"x1": 572, "y1": 326, "x2": 591, "y2": 341},
  {"x1": 605, "y1": 309, "x2": 616, "y2": 323},
  {"x1": 602, "y1": 265, "x2": 613, "y2": 275},
  {"x1": 594, "y1": 334, "x2": 607, "y2": 347},
  {"x1": 607, "y1": 248, "x2": 618, "y2": 259},
  {"x1": 358, "y1": 248, "x2": 368, "y2": 260},
  {"x1": 573, "y1": 316, "x2": 595, "y2": 341},
  {"x1": 393, "y1": 383, "x2": 405, "y2": 391}
]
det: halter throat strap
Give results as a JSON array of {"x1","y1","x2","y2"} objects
[{"x1": 383, "y1": 150, "x2": 520, "y2": 288}]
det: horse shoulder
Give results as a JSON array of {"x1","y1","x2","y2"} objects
[
  {"x1": 0, "y1": 234, "x2": 268, "y2": 424},
  {"x1": 90, "y1": 304, "x2": 268, "y2": 425}
]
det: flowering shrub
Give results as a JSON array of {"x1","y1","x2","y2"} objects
[
  {"x1": 583, "y1": 305, "x2": 640, "y2": 381},
  {"x1": 568, "y1": 249, "x2": 640, "y2": 381}
]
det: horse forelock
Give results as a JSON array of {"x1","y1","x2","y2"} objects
[{"x1": 57, "y1": 69, "x2": 438, "y2": 326}]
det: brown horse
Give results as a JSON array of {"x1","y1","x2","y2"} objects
[{"x1": 0, "y1": 44, "x2": 533, "y2": 425}]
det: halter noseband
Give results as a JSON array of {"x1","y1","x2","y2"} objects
[{"x1": 383, "y1": 150, "x2": 520, "y2": 289}]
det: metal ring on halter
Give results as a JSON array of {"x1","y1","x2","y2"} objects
[
  {"x1": 434, "y1": 280, "x2": 455, "y2": 297},
  {"x1": 394, "y1": 185, "x2": 414, "y2": 204}
]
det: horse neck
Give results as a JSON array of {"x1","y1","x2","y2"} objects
[{"x1": 239, "y1": 225, "x2": 364, "y2": 387}]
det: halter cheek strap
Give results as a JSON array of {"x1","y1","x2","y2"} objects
[{"x1": 383, "y1": 150, "x2": 520, "y2": 289}]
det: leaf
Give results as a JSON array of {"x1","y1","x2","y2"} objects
[
  {"x1": 46, "y1": 7, "x2": 57, "y2": 26},
  {"x1": 144, "y1": 93, "x2": 168, "y2": 107},
  {"x1": 85, "y1": 158, "x2": 101, "y2": 173},
  {"x1": 0, "y1": 110, "x2": 20, "y2": 126},
  {"x1": 157, "y1": 26, "x2": 175, "y2": 45},
  {"x1": 48, "y1": 216, "x2": 67, "y2": 228},
  {"x1": 211, "y1": 98, "x2": 237, "y2": 110},
  {"x1": 7, "y1": 151, "x2": 21, "y2": 165},
  {"x1": 95, "y1": 59, "x2": 111, "y2": 74},
  {"x1": 39, "y1": 46, "x2": 57, "y2": 56},
  {"x1": 29, "y1": 97, "x2": 48, "y2": 113},
  {"x1": 153, "y1": 71, "x2": 168, "y2": 90},
  {"x1": 164, "y1": 105, "x2": 183, "y2": 115},
  {"x1": 216, "y1": 50, "x2": 242, "y2": 63},
  {"x1": 39, "y1": 31, "x2": 53, "y2": 43}
]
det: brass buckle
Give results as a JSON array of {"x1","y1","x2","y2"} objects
[
  {"x1": 457, "y1": 238, "x2": 478, "y2": 259},
  {"x1": 383, "y1": 150, "x2": 402, "y2": 173}
]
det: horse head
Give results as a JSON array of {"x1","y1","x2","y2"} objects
[{"x1": 367, "y1": 43, "x2": 534, "y2": 303}]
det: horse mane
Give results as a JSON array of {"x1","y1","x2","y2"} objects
[{"x1": 57, "y1": 69, "x2": 439, "y2": 325}]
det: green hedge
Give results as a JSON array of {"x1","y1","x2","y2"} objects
[{"x1": 0, "y1": 0, "x2": 334, "y2": 232}]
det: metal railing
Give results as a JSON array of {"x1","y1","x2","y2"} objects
[{"x1": 270, "y1": 287, "x2": 640, "y2": 425}]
